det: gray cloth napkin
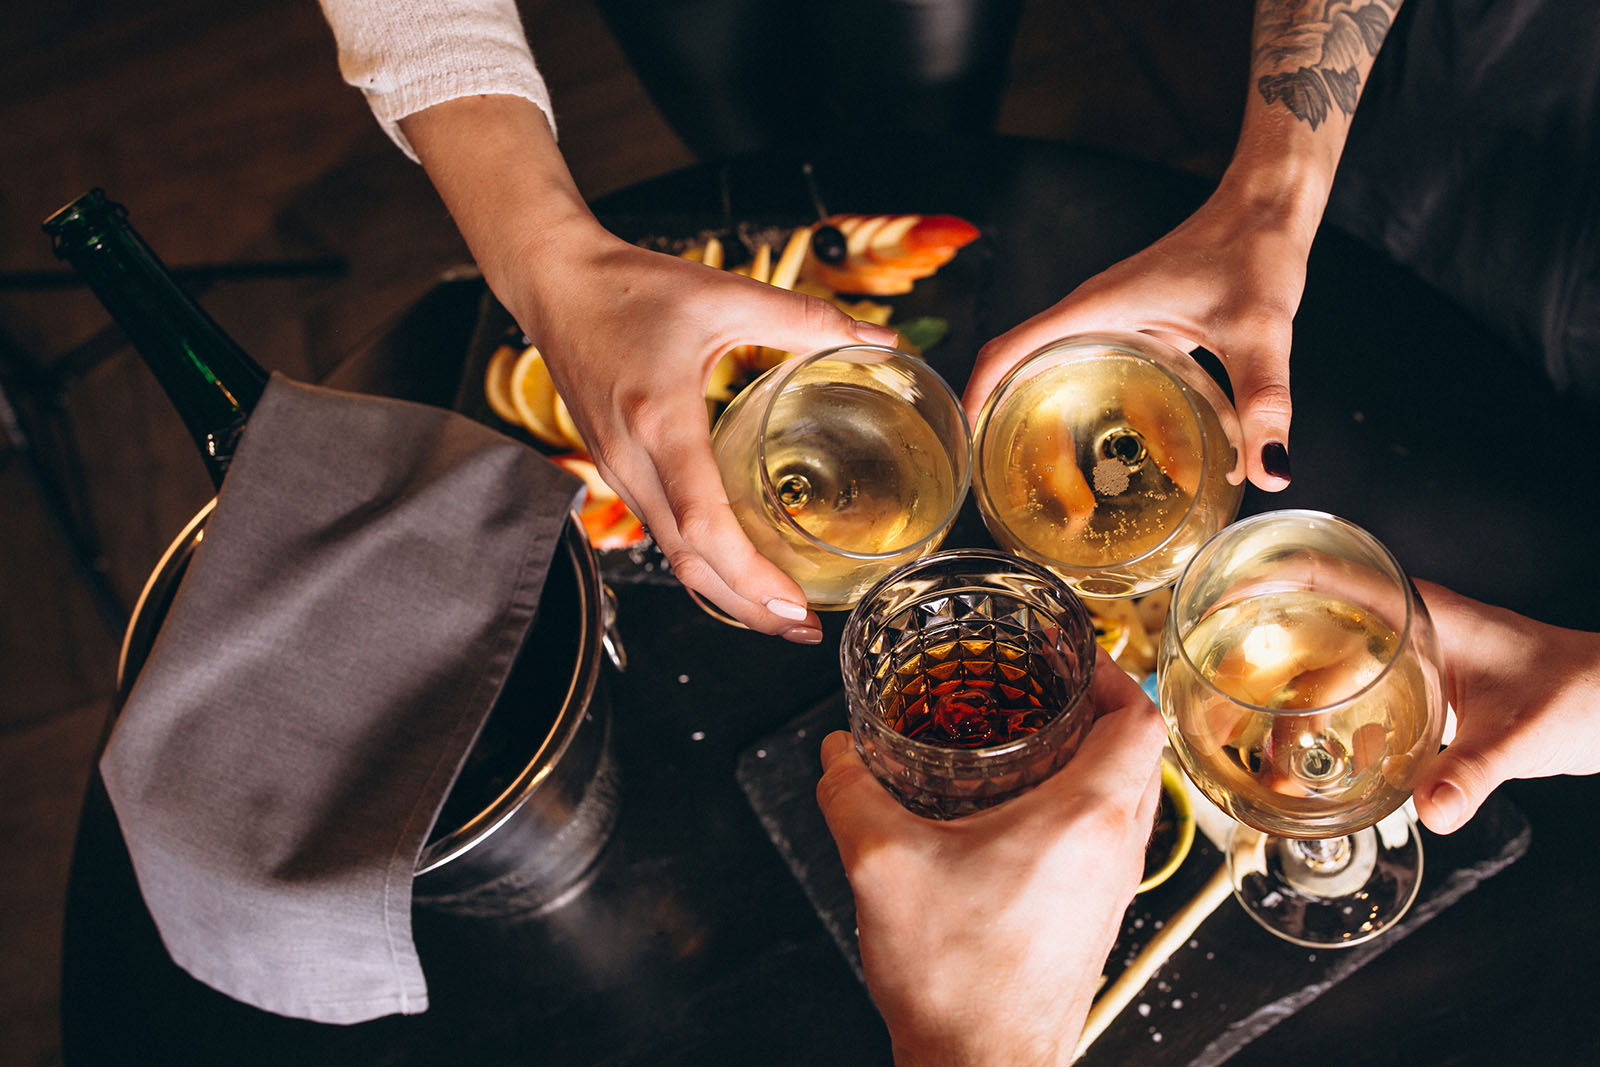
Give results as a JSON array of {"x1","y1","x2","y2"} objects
[{"x1": 100, "y1": 373, "x2": 581, "y2": 1024}]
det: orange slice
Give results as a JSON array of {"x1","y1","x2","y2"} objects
[
  {"x1": 553, "y1": 395, "x2": 586, "y2": 452},
  {"x1": 483, "y1": 343, "x2": 521, "y2": 424},
  {"x1": 509, "y1": 345, "x2": 573, "y2": 449}
]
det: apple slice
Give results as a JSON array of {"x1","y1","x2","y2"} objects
[
  {"x1": 550, "y1": 453, "x2": 649, "y2": 550},
  {"x1": 548, "y1": 452, "x2": 618, "y2": 503},
  {"x1": 831, "y1": 214, "x2": 866, "y2": 237},
  {"x1": 577, "y1": 496, "x2": 628, "y2": 542},
  {"x1": 769, "y1": 226, "x2": 811, "y2": 291},
  {"x1": 702, "y1": 236, "x2": 725, "y2": 270},
  {"x1": 809, "y1": 262, "x2": 921, "y2": 295},
  {"x1": 903, "y1": 215, "x2": 980, "y2": 254},
  {"x1": 844, "y1": 215, "x2": 891, "y2": 257},
  {"x1": 746, "y1": 242, "x2": 772, "y2": 284},
  {"x1": 1121, "y1": 376, "x2": 1203, "y2": 497},
  {"x1": 863, "y1": 214, "x2": 923, "y2": 263},
  {"x1": 591, "y1": 511, "x2": 647, "y2": 550}
]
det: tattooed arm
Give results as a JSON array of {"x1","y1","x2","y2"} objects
[
  {"x1": 1254, "y1": 0, "x2": 1403, "y2": 130},
  {"x1": 964, "y1": 0, "x2": 1405, "y2": 490}
]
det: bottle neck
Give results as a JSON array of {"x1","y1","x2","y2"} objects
[{"x1": 44, "y1": 191, "x2": 269, "y2": 487}]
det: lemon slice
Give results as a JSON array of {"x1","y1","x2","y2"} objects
[
  {"x1": 509, "y1": 346, "x2": 571, "y2": 449},
  {"x1": 483, "y1": 343, "x2": 521, "y2": 424}
]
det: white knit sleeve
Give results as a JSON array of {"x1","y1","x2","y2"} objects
[{"x1": 318, "y1": 0, "x2": 555, "y2": 162}]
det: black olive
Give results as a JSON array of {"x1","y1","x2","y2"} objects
[{"x1": 811, "y1": 224, "x2": 848, "y2": 265}]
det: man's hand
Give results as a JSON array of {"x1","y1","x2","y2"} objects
[
  {"x1": 817, "y1": 650, "x2": 1167, "y2": 1065},
  {"x1": 1413, "y1": 580, "x2": 1600, "y2": 833}
]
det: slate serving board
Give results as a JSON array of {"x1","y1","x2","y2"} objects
[{"x1": 737, "y1": 691, "x2": 1530, "y2": 1066}]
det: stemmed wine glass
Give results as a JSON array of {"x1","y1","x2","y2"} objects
[
  {"x1": 708, "y1": 344, "x2": 971, "y2": 615},
  {"x1": 1157, "y1": 510, "x2": 1448, "y2": 947},
  {"x1": 971, "y1": 331, "x2": 1244, "y2": 601}
]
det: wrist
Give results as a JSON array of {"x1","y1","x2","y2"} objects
[
  {"x1": 487, "y1": 207, "x2": 617, "y2": 336},
  {"x1": 885, "y1": 994, "x2": 1090, "y2": 1067},
  {"x1": 891, "y1": 1030, "x2": 1075, "y2": 1067},
  {"x1": 400, "y1": 93, "x2": 615, "y2": 334},
  {"x1": 1212, "y1": 109, "x2": 1344, "y2": 248},
  {"x1": 1209, "y1": 152, "x2": 1330, "y2": 253}
]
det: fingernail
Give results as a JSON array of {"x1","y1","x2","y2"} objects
[
  {"x1": 851, "y1": 320, "x2": 900, "y2": 346},
  {"x1": 765, "y1": 597, "x2": 809, "y2": 622},
  {"x1": 1261, "y1": 441, "x2": 1291, "y2": 481},
  {"x1": 783, "y1": 626, "x2": 824, "y2": 645},
  {"x1": 1429, "y1": 780, "x2": 1466, "y2": 828}
]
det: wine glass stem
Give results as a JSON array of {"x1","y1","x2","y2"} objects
[{"x1": 1293, "y1": 836, "x2": 1352, "y2": 874}]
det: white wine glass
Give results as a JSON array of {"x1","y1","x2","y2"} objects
[
  {"x1": 971, "y1": 331, "x2": 1244, "y2": 601},
  {"x1": 1157, "y1": 510, "x2": 1448, "y2": 947},
  {"x1": 708, "y1": 344, "x2": 971, "y2": 615}
]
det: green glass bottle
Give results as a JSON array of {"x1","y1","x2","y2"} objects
[{"x1": 43, "y1": 189, "x2": 269, "y2": 488}]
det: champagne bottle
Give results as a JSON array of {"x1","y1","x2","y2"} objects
[{"x1": 43, "y1": 189, "x2": 270, "y2": 488}]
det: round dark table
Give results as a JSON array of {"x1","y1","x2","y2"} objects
[{"x1": 61, "y1": 137, "x2": 1600, "y2": 1065}]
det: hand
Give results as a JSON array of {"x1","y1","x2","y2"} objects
[
  {"x1": 816, "y1": 649, "x2": 1167, "y2": 1065},
  {"x1": 1412, "y1": 580, "x2": 1600, "y2": 834},
  {"x1": 963, "y1": 175, "x2": 1320, "y2": 493},
  {"x1": 400, "y1": 94, "x2": 899, "y2": 638},
  {"x1": 512, "y1": 221, "x2": 898, "y2": 637}
]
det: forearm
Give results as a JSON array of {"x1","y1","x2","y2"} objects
[
  {"x1": 398, "y1": 95, "x2": 610, "y2": 336},
  {"x1": 318, "y1": 0, "x2": 554, "y2": 161},
  {"x1": 1218, "y1": 0, "x2": 1406, "y2": 243}
]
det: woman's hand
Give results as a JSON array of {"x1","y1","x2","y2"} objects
[
  {"x1": 816, "y1": 650, "x2": 1167, "y2": 1065},
  {"x1": 966, "y1": 0, "x2": 1413, "y2": 494},
  {"x1": 1413, "y1": 580, "x2": 1600, "y2": 833},
  {"x1": 513, "y1": 219, "x2": 897, "y2": 636},
  {"x1": 401, "y1": 94, "x2": 898, "y2": 638},
  {"x1": 964, "y1": 175, "x2": 1317, "y2": 492}
]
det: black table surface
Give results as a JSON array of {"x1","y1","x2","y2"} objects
[{"x1": 61, "y1": 137, "x2": 1600, "y2": 1065}]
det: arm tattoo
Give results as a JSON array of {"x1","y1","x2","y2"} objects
[{"x1": 1253, "y1": 0, "x2": 1402, "y2": 128}]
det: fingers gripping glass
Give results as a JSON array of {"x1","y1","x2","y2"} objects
[
  {"x1": 972, "y1": 332, "x2": 1244, "y2": 601},
  {"x1": 703, "y1": 345, "x2": 971, "y2": 622}
]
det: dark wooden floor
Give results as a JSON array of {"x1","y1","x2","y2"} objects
[{"x1": 0, "y1": 1, "x2": 1248, "y2": 1060}]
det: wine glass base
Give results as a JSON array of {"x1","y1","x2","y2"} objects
[{"x1": 1227, "y1": 813, "x2": 1424, "y2": 949}]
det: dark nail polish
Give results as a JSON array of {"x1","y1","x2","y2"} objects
[{"x1": 1261, "y1": 442, "x2": 1291, "y2": 481}]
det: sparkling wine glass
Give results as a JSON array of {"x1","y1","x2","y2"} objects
[
  {"x1": 1157, "y1": 510, "x2": 1448, "y2": 947},
  {"x1": 841, "y1": 549, "x2": 1098, "y2": 819},
  {"x1": 971, "y1": 331, "x2": 1244, "y2": 601},
  {"x1": 709, "y1": 344, "x2": 971, "y2": 614}
]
